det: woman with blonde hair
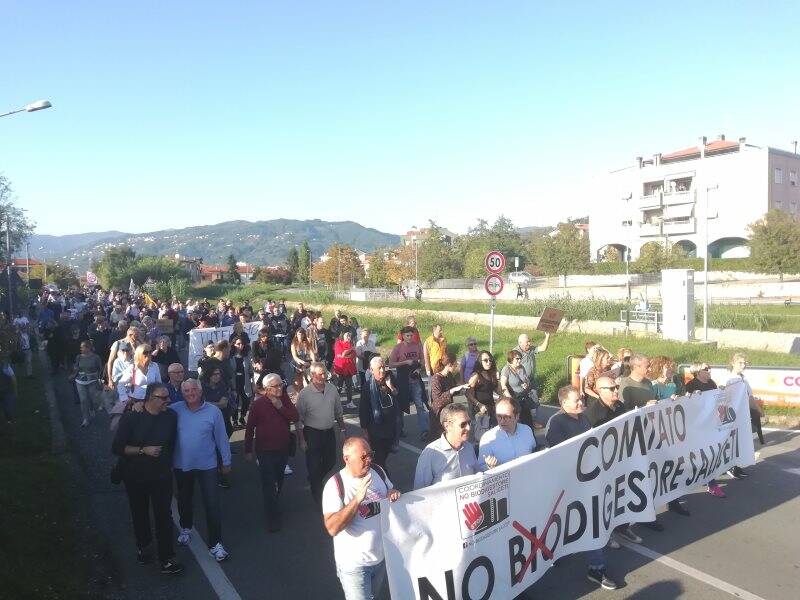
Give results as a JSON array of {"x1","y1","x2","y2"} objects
[
  {"x1": 584, "y1": 348, "x2": 612, "y2": 401},
  {"x1": 726, "y1": 353, "x2": 764, "y2": 478},
  {"x1": 119, "y1": 343, "x2": 162, "y2": 404}
]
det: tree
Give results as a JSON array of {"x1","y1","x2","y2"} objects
[
  {"x1": 417, "y1": 221, "x2": 461, "y2": 282},
  {"x1": 632, "y1": 241, "x2": 685, "y2": 274},
  {"x1": 29, "y1": 262, "x2": 79, "y2": 288},
  {"x1": 748, "y1": 210, "x2": 800, "y2": 281},
  {"x1": 297, "y1": 240, "x2": 311, "y2": 285},
  {"x1": 385, "y1": 245, "x2": 414, "y2": 285},
  {"x1": 286, "y1": 247, "x2": 299, "y2": 283},
  {"x1": 95, "y1": 246, "x2": 137, "y2": 288},
  {"x1": 251, "y1": 265, "x2": 263, "y2": 281},
  {"x1": 226, "y1": 254, "x2": 241, "y2": 284},
  {"x1": 310, "y1": 244, "x2": 365, "y2": 287},
  {"x1": 533, "y1": 223, "x2": 590, "y2": 286},
  {"x1": 364, "y1": 251, "x2": 390, "y2": 288},
  {"x1": 0, "y1": 174, "x2": 36, "y2": 263},
  {"x1": 458, "y1": 215, "x2": 531, "y2": 277}
]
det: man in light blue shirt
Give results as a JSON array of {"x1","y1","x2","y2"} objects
[
  {"x1": 170, "y1": 378, "x2": 232, "y2": 562},
  {"x1": 478, "y1": 398, "x2": 536, "y2": 470},
  {"x1": 414, "y1": 404, "x2": 479, "y2": 489}
]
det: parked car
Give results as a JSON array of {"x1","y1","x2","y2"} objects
[{"x1": 508, "y1": 271, "x2": 535, "y2": 285}]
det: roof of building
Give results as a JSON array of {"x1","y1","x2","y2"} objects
[
  {"x1": 6, "y1": 258, "x2": 44, "y2": 267},
  {"x1": 661, "y1": 140, "x2": 740, "y2": 162},
  {"x1": 200, "y1": 264, "x2": 255, "y2": 275}
]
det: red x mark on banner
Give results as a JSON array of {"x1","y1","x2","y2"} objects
[{"x1": 511, "y1": 489, "x2": 565, "y2": 585}]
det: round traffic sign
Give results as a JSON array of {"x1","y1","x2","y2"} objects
[
  {"x1": 484, "y1": 274, "x2": 504, "y2": 296},
  {"x1": 484, "y1": 250, "x2": 506, "y2": 274}
]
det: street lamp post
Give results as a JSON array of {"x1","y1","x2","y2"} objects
[
  {"x1": 5, "y1": 218, "x2": 13, "y2": 317},
  {"x1": 0, "y1": 100, "x2": 52, "y2": 119},
  {"x1": 704, "y1": 185, "x2": 719, "y2": 342},
  {"x1": 412, "y1": 235, "x2": 418, "y2": 287}
]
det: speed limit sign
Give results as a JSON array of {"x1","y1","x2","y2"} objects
[{"x1": 484, "y1": 250, "x2": 506, "y2": 274}]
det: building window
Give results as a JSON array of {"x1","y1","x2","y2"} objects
[
  {"x1": 790, "y1": 170, "x2": 798, "y2": 186},
  {"x1": 774, "y1": 167, "x2": 783, "y2": 184}
]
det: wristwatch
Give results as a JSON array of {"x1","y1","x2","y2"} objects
[{"x1": 138, "y1": 447, "x2": 144, "y2": 455}]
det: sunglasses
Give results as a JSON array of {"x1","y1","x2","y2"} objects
[
  {"x1": 600, "y1": 385, "x2": 620, "y2": 391},
  {"x1": 151, "y1": 394, "x2": 170, "y2": 400},
  {"x1": 449, "y1": 420, "x2": 470, "y2": 429}
]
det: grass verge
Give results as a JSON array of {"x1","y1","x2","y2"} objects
[
  {"x1": 194, "y1": 284, "x2": 800, "y2": 333},
  {"x1": 0, "y1": 362, "x2": 96, "y2": 599}
]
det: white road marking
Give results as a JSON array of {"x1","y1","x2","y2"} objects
[
  {"x1": 618, "y1": 540, "x2": 768, "y2": 600},
  {"x1": 762, "y1": 427, "x2": 800, "y2": 433},
  {"x1": 170, "y1": 499, "x2": 242, "y2": 600}
]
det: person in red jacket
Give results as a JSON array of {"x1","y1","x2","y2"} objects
[
  {"x1": 244, "y1": 372, "x2": 299, "y2": 533},
  {"x1": 333, "y1": 330, "x2": 358, "y2": 410}
]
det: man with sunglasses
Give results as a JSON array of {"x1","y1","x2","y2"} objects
[
  {"x1": 585, "y1": 376, "x2": 642, "y2": 546},
  {"x1": 414, "y1": 403, "x2": 479, "y2": 489},
  {"x1": 323, "y1": 436, "x2": 401, "y2": 600}
]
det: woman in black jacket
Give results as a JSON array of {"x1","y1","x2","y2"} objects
[{"x1": 112, "y1": 383, "x2": 182, "y2": 574}]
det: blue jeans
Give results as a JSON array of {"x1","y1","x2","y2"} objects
[
  {"x1": 409, "y1": 380, "x2": 429, "y2": 433},
  {"x1": 174, "y1": 467, "x2": 223, "y2": 548},
  {"x1": 587, "y1": 547, "x2": 605, "y2": 569},
  {"x1": 337, "y1": 560, "x2": 387, "y2": 600}
]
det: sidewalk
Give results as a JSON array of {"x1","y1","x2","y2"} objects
[{"x1": 45, "y1": 363, "x2": 217, "y2": 600}]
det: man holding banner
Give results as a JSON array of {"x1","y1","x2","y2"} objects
[{"x1": 545, "y1": 385, "x2": 620, "y2": 590}]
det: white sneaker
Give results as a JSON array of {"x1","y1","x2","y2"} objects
[
  {"x1": 607, "y1": 538, "x2": 620, "y2": 549},
  {"x1": 284, "y1": 464, "x2": 293, "y2": 475},
  {"x1": 177, "y1": 528, "x2": 191, "y2": 546},
  {"x1": 80, "y1": 419, "x2": 89, "y2": 428},
  {"x1": 209, "y1": 542, "x2": 229, "y2": 562},
  {"x1": 344, "y1": 402, "x2": 357, "y2": 409}
]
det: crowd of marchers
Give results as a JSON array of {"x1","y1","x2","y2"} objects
[{"x1": 2, "y1": 285, "x2": 764, "y2": 599}]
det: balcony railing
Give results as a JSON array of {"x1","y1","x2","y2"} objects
[
  {"x1": 638, "y1": 193, "x2": 662, "y2": 209},
  {"x1": 639, "y1": 222, "x2": 662, "y2": 237},
  {"x1": 662, "y1": 218, "x2": 696, "y2": 235},
  {"x1": 662, "y1": 189, "x2": 695, "y2": 205}
]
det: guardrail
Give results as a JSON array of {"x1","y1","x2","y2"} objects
[{"x1": 620, "y1": 309, "x2": 661, "y2": 329}]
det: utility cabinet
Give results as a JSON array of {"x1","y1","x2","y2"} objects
[{"x1": 661, "y1": 269, "x2": 695, "y2": 342}]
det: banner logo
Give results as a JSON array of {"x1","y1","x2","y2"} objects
[{"x1": 456, "y1": 472, "x2": 510, "y2": 539}]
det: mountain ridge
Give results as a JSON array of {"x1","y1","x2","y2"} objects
[{"x1": 30, "y1": 219, "x2": 402, "y2": 269}]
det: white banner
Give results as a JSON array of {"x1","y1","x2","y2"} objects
[
  {"x1": 382, "y1": 384, "x2": 755, "y2": 599},
  {"x1": 682, "y1": 364, "x2": 800, "y2": 406},
  {"x1": 188, "y1": 326, "x2": 234, "y2": 372}
]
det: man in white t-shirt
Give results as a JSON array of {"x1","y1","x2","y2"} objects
[{"x1": 322, "y1": 436, "x2": 401, "y2": 600}]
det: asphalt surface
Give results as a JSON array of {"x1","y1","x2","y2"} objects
[{"x1": 53, "y1": 370, "x2": 800, "y2": 600}]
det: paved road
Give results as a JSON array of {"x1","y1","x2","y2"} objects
[{"x1": 55, "y1": 370, "x2": 800, "y2": 600}]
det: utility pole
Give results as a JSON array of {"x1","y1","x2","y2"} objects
[
  {"x1": 5, "y1": 217, "x2": 13, "y2": 317},
  {"x1": 704, "y1": 185, "x2": 719, "y2": 341}
]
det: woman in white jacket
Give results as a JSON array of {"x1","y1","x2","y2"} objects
[{"x1": 119, "y1": 343, "x2": 162, "y2": 404}]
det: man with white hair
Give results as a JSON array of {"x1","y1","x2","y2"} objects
[
  {"x1": 359, "y1": 356, "x2": 399, "y2": 473},
  {"x1": 245, "y1": 372, "x2": 299, "y2": 532},
  {"x1": 170, "y1": 378, "x2": 232, "y2": 562}
]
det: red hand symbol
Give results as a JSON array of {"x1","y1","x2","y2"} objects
[{"x1": 463, "y1": 501, "x2": 484, "y2": 531}]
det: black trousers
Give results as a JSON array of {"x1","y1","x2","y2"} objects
[
  {"x1": 257, "y1": 450, "x2": 289, "y2": 527},
  {"x1": 304, "y1": 426, "x2": 337, "y2": 506},
  {"x1": 123, "y1": 476, "x2": 174, "y2": 563},
  {"x1": 370, "y1": 435, "x2": 393, "y2": 479}
]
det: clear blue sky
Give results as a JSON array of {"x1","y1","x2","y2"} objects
[{"x1": 4, "y1": 1, "x2": 799, "y2": 237}]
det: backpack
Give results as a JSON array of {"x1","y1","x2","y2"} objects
[{"x1": 331, "y1": 465, "x2": 388, "y2": 504}]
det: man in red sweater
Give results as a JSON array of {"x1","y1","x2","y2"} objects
[{"x1": 245, "y1": 372, "x2": 299, "y2": 533}]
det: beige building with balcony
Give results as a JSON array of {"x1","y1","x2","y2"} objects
[{"x1": 590, "y1": 136, "x2": 800, "y2": 261}]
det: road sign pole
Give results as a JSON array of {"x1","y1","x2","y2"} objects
[{"x1": 489, "y1": 297, "x2": 496, "y2": 354}]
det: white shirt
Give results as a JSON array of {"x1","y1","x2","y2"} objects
[
  {"x1": 478, "y1": 424, "x2": 536, "y2": 470},
  {"x1": 579, "y1": 355, "x2": 594, "y2": 379},
  {"x1": 321, "y1": 467, "x2": 392, "y2": 568}
]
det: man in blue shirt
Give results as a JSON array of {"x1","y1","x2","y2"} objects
[
  {"x1": 170, "y1": 378, "x2": 232, "y2": 562},
  {"x1": 478, "y1": 398, "x2": 536, "y2": 470}
]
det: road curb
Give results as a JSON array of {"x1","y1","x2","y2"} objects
[{"x1": 40, "y1": 350, "x2": 67, "y2": 454}]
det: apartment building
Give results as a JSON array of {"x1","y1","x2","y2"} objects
[{"x1": 589, "y1": 136, "x2": 800, "y2": 261}]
